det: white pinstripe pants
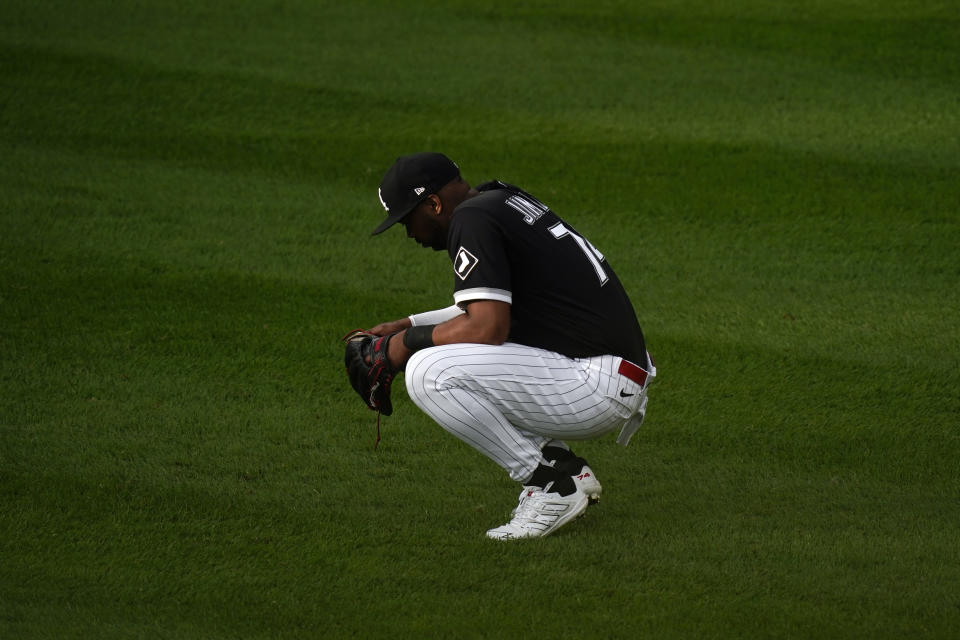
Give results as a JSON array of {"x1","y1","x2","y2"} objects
[{"x1": 404, "y1": 343, "x2": 653, "y2": 482}]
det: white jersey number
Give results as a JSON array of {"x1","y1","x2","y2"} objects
[{"x1": 549, "y1": 222, "x2": 609, "y2": 285}]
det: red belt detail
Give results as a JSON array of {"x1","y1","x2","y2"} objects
[{"x1": 617, "y1": 359, "x2": 649, "y2": 387}]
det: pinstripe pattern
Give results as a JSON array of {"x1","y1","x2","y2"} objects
[{"x1": 405, "y1": 343, "x2": 645, "y2": 482}]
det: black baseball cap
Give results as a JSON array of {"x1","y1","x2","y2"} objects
[{"x1": 372, "y1": 152, "x2": 460, "y2": 235}]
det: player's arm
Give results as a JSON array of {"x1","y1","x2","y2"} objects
[
  {"x1": 368, "y1": 304, "x2": 465, "y2": 336},
  {"x1": 387, "y1": 300, "x2": 509, "y2": 369},
  {"x1": 433, "y1": 300, "x2": 509, "y2": 345}
]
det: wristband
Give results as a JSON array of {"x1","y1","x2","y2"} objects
[{"x1": 402, "y1": 324, "x2": 436, "y2": 352}]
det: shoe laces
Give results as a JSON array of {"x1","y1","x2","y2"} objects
[{"x1": 512, "y1": 487, "x2": 553, "y2": 523}]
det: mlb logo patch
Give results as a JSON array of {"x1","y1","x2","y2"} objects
[{"x1": 454, "y1": 247, "x2": 479, "y2": 280}]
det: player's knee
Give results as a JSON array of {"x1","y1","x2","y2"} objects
[{"x1": 404, "y1": 347, "x2": 439, "y2": 405}]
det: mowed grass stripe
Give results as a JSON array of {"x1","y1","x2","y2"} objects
[{"x1": 2, "y1": 0, "x2": 959, "y2": 638}]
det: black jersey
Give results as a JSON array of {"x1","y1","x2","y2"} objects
[{"x1": 446, "y1": 181, "x2": 647, "y2": 365}]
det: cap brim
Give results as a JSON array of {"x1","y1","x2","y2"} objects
[{"x1": 370, "y1": 207, "x2": 413, "y2": 235}]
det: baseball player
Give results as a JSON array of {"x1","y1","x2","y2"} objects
[{"x1": 348, "y1": 152, "x2": 655, "y2": 540}]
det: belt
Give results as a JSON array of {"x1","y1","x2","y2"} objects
[{"x1": 617, "y1": 358, "x2": 650, "y2": 387}]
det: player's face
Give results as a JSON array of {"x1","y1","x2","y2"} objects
[{"x1": 401, "y1": 201, "x2": 447, "y2": 251}]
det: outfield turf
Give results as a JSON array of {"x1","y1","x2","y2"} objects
[{"x1": 2, "y1": 1, "x2": 959, "y2": 638}]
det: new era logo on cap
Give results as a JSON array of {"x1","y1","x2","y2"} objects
[{"x1": 414, "y1": 187, "x2": 426, "y2": 195}]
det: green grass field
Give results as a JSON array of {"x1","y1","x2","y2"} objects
[{"x1": 2, "y1": 1, "x2": 959, "y2": 637}]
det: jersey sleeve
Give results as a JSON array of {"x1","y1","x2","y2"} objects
[{"x1": 447, "y1": 207, "x2": 512, "y2": 306}]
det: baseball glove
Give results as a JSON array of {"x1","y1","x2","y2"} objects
[{"x1": 342, "y1": 329, "x2": 398, "y2": 416}]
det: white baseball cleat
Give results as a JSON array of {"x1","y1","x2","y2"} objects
[
  {"x1": 572, "y1": 465, "x2": 602, "y2": 503},
  {"x1": 486, "y1": 485, "x2": 589, "y2": 540}
]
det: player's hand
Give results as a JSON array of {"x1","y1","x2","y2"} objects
[{"x1": 368, "y1": 318, "x2": 412, "y2": 336}]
